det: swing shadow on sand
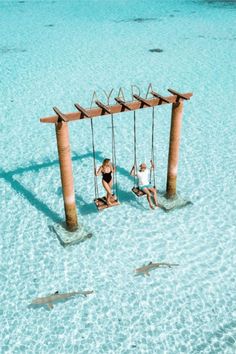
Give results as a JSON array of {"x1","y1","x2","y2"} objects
[
  {"x1": 0, "y1": 150, "x2": 142, "y2": 222},
  {"x1": 75, "y1": 184, "x2": 145, "y2": 216},
  {"x1": 0, "y1": 152, "x2": 96, "y2": 225},
  {"x1": 0, "y1": 166, "x2": 62, "y2": 224},
  {"x1": 0, "y1": 150, "x2": 192, "y2": 238}
]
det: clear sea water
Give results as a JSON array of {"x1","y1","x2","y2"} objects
[{"x1": 0, "y1": 0, "x2": 236, "y2": 353}]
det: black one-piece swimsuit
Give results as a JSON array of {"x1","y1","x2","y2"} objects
[{"x1": 102, "y1": 171, "x2": 112, "y2": 183}]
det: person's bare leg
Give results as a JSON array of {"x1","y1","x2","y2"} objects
[
  {"x1": 102, "y1": 180, "x2": 113, "y2": 205},
  {"x1": 108, "y1": 180, "x2": 116, "y2": 202},
  {"x1": 150, "y1": 187, "x2": 158, "y2": 207},
  {"x1": 143, "y1": 188, "x2": 154, "y2": 209}
]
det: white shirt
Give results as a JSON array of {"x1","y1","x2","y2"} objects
[{"x1": 137, "y1": 169, "x2": 150, "y2": 186}]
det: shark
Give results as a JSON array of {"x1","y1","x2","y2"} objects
[
  {"x1": 31, "y1": 290, "x2": 93, "y2": 309},
  {"x1": 135, "y1": 262, "x2": 179, "y2": 276}
]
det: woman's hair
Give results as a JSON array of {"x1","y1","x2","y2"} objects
[{"x1": 103, "y1": 158, "x2": 110, "y2": 166}]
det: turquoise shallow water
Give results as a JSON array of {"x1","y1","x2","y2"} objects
[{"x1": 0, "y1": 0, "x2": 236, "y2": 353}]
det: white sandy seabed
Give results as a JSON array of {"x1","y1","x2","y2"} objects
[{"x1": 0, "y1": 0, "x2": 236, "y2": 353}]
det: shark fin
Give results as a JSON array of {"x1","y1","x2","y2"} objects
[
  {"x1": 148, "y1": 262, "x2": 153, "y2": 265},
  {"x1": 54, "y1": 291, "x2": 59, "y2": 294},
  {"x1": 48, "y1": 303, "x2": 54, "y2": 310}
]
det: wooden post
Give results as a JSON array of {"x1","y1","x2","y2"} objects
[
  {"x1": 55, "y1": 121, "x2": 78, "y2": 231},
  {"x1": 166, "y1": 100, "x2": 184, "y2": 198}
]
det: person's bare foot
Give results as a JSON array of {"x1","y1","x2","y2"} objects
[
  {"x1": 149, "y1": 204, "x2": 155, "y2": 210},
  {"x1": 106, "y1": 198, "x2": 112, "y2": 206},
  {"x1": 155, "y1": 203, "x2": 158, "y2": 207}
]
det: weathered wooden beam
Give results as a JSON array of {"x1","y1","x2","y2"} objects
[
  {"x1": 166, "y1": 100, "x2": 184, "y2": 198},
  {"x1": 114, "y1": 97, "x2": 132, "y2": 110},
  {"x1": 133, "y1": 94, "x2": 151, "y2": 106},
  {"x1": 74, "y1": 103, "x2": 91, "y2": 118},
  {"x1": 168, "y1": 89, "x2": 190, "y2": 100},
  {"x1": 55, "y1": 121, "x2": 78, "y2": 230},
  {"x1": 95, "y1": 100, "x2": 111, "y2": 114},
  {"x1": 151, "y1": 91, "x2": 171, "y2": 103},
  {"x1": 53, "y1": 107, "x2": 68, "y2": 122},
  {"x1": 40, "y1": 92, "x2": 193, "y2": 124}
]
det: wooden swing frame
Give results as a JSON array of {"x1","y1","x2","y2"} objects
[{"x1": 40, "y1": 88, "x2": 193, "y2": 231}]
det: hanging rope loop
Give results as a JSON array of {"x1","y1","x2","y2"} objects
[
  {"x1": 150, "y1": 107, "x2": 156, "y2": 187},
  {"x1": 133, "y1": 108, "x2": 156, "y2": 190},
  {"x1": 90, "y1": 118, "x2": 99, "y2": 199},
  {"x1": 111, "y1": 114, "x2": 118, "y2": 199},
  {"x1": 133, "y1": 111, "x2": 139, "y2": 187}
]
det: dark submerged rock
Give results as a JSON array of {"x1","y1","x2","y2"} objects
[
  {"x1": 132, "y1": 17, "x2": 157, "y2": 23},
  {"x1": 0, "y1": 47, "x2": 27, "y2": 54},
  {"x1": 114, "y1": 17, "x2": 158, "y2": 23},
  {"x1": 149, "y1": 48, "x2": 163, "y2": 53},
  {"x1": 203, "y1": 0, "x2": 236, "y2": 7}
]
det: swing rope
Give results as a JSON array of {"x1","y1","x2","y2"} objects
[
  {"x1": 150, "y1": 107, "x2": 156, "y2": 187},
  {"x1": 111, "y1": 114, "x2": 118, "y2": 198},
  {"x1": 90, "y1": 118, "x2": 99, "y2": 200},
  {"x1": 133, "y1": 108, "x2": 156, "y2": 189},
  {"x1": 133, "y1": 111, "x2": 139, "y2": 188}
]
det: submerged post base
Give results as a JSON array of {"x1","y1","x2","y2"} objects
[
  {"x1": 158, "y1": 192, "x2": 192, "y2": 212},
  {"x1": 50, "y1": 223, "x2": 93, "y2": 247}
]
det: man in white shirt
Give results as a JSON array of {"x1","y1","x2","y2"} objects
[{"x1": 130, "y1": 160, "x2": 158, "y2": 209}]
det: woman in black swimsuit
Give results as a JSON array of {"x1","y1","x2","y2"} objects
[{"x1": 95, "y1": 158, "x2": 116, "y2": 206}]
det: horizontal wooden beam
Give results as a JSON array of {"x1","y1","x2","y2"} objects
[
  {"x1": 133, "y1": 94, "x2": 151, "y2": 106},
  {"x1": 168, "y1": 88, "x2": 190, "y2": 100},
  {"x1": 40, "y1": 92, "x2": 193, "y2": 124},
  {"x1": 53, "y1": 107, "x2": 68, "y2": 122},
  {"x1": 74, "y1": 103, "x2": 91, "y2": 118},
  {"x1": 95, "y1": 100, "x2": 111, "y2": 114},
  {"x1": 151, "y1": 91, "x2": 171, "y2": 103},
  {"x1": 114, "y1": 97, "x2": 132, "y2": 110}
]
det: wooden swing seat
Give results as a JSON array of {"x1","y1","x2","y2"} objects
[
  {"x1": 94, "y1": 195, "x2": 120, "y2": 211},
  {"x1": 132, "y1": 186, "x2": 157, "y2": 197}
]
